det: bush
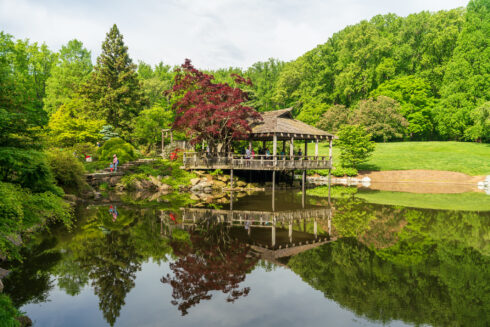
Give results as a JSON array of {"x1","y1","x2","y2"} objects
[
  {"x1": 0, "y1": 147, "x2": 62, "y2": 196},
  {"x1": 46, "y1": 149, "x2": 87, "y2": 193},
  {"x1": 332, "y1": 167, "x2": 358, "y2": 177},
  {"x1": 72, "y1": 142, "x2": 98, "y2": 161},
  {"x1": 97, "y1": 138, "x2": 139, "y2": 164},
  {"x1": 336, "y1": 125, "x2": 375, "y2": 169}
]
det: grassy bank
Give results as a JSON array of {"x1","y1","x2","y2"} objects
[{"x1": 310, "y1": 141, "x2": 490, "y2": 176}]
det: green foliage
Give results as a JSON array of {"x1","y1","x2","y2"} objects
[
  {"x1": 465, "y1": 101, "x2": 490, "y2": 142},
  {"x1": 336, "y1": 125, "x2": 376, "y2": 169},
  {"x1": 46, "y1": 149, "x2": 87, "y2": 193},
  {"x1": 133, "y1": 106, "x2": 173, "y2": 147},
  {"x1": 47, "y1": 98, "x2": 105, "y2": 147},
  {"x1": 79, "y1": 24, "x2": 147, "y2": 138},
  {"x1": 435, "y1": 0, "x2": 490, "y2": 140},
  {"x1": 120, "y1": 173, "x2": 149, "y2": 190},
  {"x1": 0, "y1": 148, "x2": 62, "y2": 195},
  {"x1": 0, "y1": 181, "x2": 72, "y2": 260},
  {"x1": 371, "y1": 76, "x2": 435, "y2": 139},
  {"x1": 317, "y1": 104, "x2": 350, "y2": 133},
  {"x1": 44, "y1": 39, "x2": 92, "y2": 115},
  {"x1": 0, "y1": 294, "x2": 21, "y2": 327},
  {"x1": 0, "y1": 32, "x2": 54, "y2": 147},
  {"x1": 97, "y1": 137, "x2": 138, "y2": 164},
  {"x1": 210, "y1": 169, "x2": 223, "y2": 176},
  {"x1": 332, "y1": 167, "x2": 358, "y2": 177},
  {"x1": 354, "y1": 96, "x2": 408, "y2": 142},
  {"x1": 71, "y1": 142, "x2": 98, "y2": 161}
]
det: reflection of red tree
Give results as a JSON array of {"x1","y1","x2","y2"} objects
[{"x1": 161, "y1": 233, "x2": 258, "y2": 315}]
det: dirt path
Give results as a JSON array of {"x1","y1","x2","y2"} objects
[{"x1": 357, "y1": 170, "x2": 487, "y2": 193}]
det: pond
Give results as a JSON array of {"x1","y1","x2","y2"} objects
[{"x1": 3, "y1": 189, "x2": 490, "y2": 327}]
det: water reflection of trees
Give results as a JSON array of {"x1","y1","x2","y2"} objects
[
  {"x1": 161, "y1": 217, "x2": 258, "y2": 316},
  {"x1": 289, "y1": 197, "x2": 490, "y2": 327}
]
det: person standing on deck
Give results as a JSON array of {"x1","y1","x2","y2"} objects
[{"x1": 113, "y1": 154, "x2": 119, "y2": 172}]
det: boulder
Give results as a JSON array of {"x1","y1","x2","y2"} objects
[
  {"x1": 213, "y1": 180, "x2": 227, "y2": 188},
  {"x1": 190, "y1": 194, "x2": 200, "y2": 201},
  {"x1": 190, "y1": 178, "x2": 201, "y2": 186}
]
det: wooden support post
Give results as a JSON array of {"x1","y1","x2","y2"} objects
[
  {"x1": 288, "y1": 222, "x2": 293, "y2": 243},
  {"x1": 273, "y1": 134, "x2": 277, "y2": 166},
  {"x1": 304, "y1": 140, "x2": 308, "y2": 158},
  {"x1": 328, "y1": 168, "x2": 332, "y2": 204},
  {"x1": 282, "y1": 140, "x2": 286, "y2": 154},
  {"x1": 249, "y1": 140, "x2": 252, "y2": 150},
  {"x1": 262, "y1": 140, "x2": 266, "y2": 150},
  {"x1": 315, "y1": 138, "x2": 319, "y2": 158},
  {"x1": 272, "y1": 170, "x2": 276, "y2": 212},
  {"x1": 302, "y1": 170, "x2": 306, "y2": 208},
  {"x1": 290, "y1": 137, "x2": 294, "y2": 159},
  {"x1": 328, "y1": 137, "x2": 333, "y2": 162},
  {"x1": 271, "y1": 222, "x2": 276, "y2": 248}
]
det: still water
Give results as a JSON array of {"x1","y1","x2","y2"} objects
[{"x1": 4, "y1": 189, "x2": 490, "y2": 327}]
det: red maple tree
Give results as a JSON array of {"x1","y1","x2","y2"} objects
[{"x1": 170, "y1": 59, "x2": 261, "y2": 153}]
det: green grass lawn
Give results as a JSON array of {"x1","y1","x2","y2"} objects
[
  {"x1": 309, "y1": 141, "x2": 490, "y2": 176},
  {"x1": 307, "y1": 186, "x2": 490, "y2": 211},
  {"x1": 356, "y1": 190, "x2": 490, "y2": 211}
]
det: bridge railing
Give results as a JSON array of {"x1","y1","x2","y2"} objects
[
  {"x1": 181, "y1": 207, "x2": 332, "y2": 225},
  {"x1": 182, "y1": 152, "x2": 332, "y2": 170}
]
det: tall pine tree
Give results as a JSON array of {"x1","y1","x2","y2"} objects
[{"x1": 82, "y1": 24, "x2": 146, "y2": 137}]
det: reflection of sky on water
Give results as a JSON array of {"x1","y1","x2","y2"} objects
[{"x1": 21, "y1": 259, "x2": 411, "y2": 327}]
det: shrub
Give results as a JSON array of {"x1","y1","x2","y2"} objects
[
  {"x1": 332, "y1": 167, "x2": 346, "y2": 177},
  {"x1": 0, "y1": 148, "x2": 62, "y2": 196},
  {"x1": 46, "y1": 149, "x2": 88, "y2": 193},
  {"x1": 72, "y1": 142, "x2": 98, "y2": 161},
  {"x1": 332, "y1": 167, "x2": 358, "y2": 177},
  {"x1": 344, "y1": 168, "x2": 358, "y2": 176},
  {"x1": 336, "y1": 125, "x2": 376, "y2": 169},
  {"x1": 97, "y1": 138, "x2": 139, "y2": 164}
]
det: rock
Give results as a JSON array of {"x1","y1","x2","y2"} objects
[
  {"x1": 190, "y1": 194, "x2": 200, "y2": 201},
  {"x1": 190, "y1": 178, "x2": 201, "y2": 186},
  {"x1": 94, "y1": 192, "x2": 102, "y2": 200},
  {"x1": 213, "y1": 180, "x2": 227, "y2": 188},
  {"x1": 236, "y1": 181, "x2": 247, "y2": 187},
  {"x1": 205, "y1": 174, "x2": 213, "y2": 182}
]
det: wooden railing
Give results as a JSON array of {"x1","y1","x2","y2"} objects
[
  {"x1": 181, "y1": 207, "x2": 332, "y2": 225},
  {"x1": 182, "y1": 152, "x2": 332, "y2": 170}
]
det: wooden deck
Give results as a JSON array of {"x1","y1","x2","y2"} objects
[{"x1": 182, "y1": 153, "x2": 332, "y2": 170}]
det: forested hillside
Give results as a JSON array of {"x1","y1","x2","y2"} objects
[{"x1": 255, "y1": 0, "x2": 488, "y2": 141}]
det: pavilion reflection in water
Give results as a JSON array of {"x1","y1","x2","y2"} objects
[{"x1": 177, "y1": 202, "x2": 333, "y2": 261}]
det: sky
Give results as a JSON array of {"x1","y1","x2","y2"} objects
[{"x1": 0, "y1": 0, "x2": 469, "y2": 70}]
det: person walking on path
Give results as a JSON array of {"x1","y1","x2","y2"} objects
[{"x1": 113, "y1": 154, "x2": 119, "y2": 172}]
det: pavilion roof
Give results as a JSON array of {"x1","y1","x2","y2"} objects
[{"x1": 250, "y1": 108, "x2": 335, "y2": 140}]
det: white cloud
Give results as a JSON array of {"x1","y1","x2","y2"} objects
[{"x1": 0, "y1": 0, "x2": 469, "y2": 69}]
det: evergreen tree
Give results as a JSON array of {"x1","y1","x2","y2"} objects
[{"x1": 82, "y1": 24, "x2": 147, "y2": 138}]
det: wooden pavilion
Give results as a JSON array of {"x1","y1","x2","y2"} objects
[{"x1": 182, "y1": 108, "x2": 335, "y2": 171}]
